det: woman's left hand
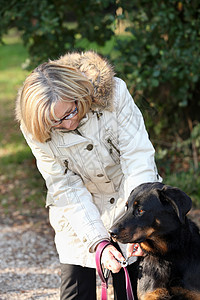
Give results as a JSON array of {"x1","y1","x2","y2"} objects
[{"x1": 101, "y1": 244, "x2": 125, "y2": 273}]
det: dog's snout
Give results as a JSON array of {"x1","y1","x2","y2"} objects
[
  {"x1": 108, "y1": 228, "x2": 118, "y2": 238},
  {"x1": 109, "y1": 223, "x2": 127, "y2": 241}
]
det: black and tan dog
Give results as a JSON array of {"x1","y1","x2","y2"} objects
[{"x1": 109, "y1": 182, "x2": 200, "y2": 300}]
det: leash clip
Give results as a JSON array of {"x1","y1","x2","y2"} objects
[{"x1": 118, "y1": 258, "x2": 129, "y2": 268}]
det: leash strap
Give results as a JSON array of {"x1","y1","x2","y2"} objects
[
  {"x1": 95, "y1": 240, "x2": 134, "y2": 300},
  {"x1": 95, "y1": 241, "x2": 111, "y2": 300}
]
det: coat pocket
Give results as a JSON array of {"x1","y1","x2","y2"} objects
[{"x1": 56, "y1": 155, "x2": 76, "y2": 175}]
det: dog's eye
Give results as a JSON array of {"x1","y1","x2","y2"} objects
[{"x1": 135, "y1": 208, "x2": 144, "y2": 216}]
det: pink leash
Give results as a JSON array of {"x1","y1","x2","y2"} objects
[{"x1": 95, "y1": 241, "x2": 134, "y2": 300}]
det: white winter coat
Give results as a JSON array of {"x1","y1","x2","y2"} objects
[{"x1": 20, "y1": 52, "x2": 161, "y2": 268}]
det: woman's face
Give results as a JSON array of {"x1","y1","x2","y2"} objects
[{"x1": 53, "y1": 100, "x2": 80, "y2": 131}]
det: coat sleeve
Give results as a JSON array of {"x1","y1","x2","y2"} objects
[
  {"x1": 20, "y1": 126, "x2": 109, "y2": 252},
  {"x1": 114, "y1": 78, "x2": 162, "y2": 199}
]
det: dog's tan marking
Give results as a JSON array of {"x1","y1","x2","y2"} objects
[
  {"x1": 154, "y1": 238, "x2": 168, "y2": 254},
  {"x1": 171, "y1": 287, "x2": 200, "y2": 300},
  {"x1": 140, "y1": 235, "x2": 168, "y2": 254},
  {"x1": 141, "y1": 287, "x2": 200, "y2": 300},
  {"x1": 132, "y1": 227, "x2": 146, "y2": 242},
  {"x1": 140, "y1": 241, "x2": 153, "y2": 253},
  {"x1": 146, "y1": 227, "x2": 155, "y2": 237},
  {"x1": 133, "y1": 226, "x2": 168, "y2": 255},
  {"x1": 132, "y1": 227, "x2": 155, "y2": 243},
  {"x1": 151, "y1": 237, "x2": 168, "y2": 254},
  {"x1": 141, "y1": 288, "x2": 168, "y2": 300},
  {"x1": 155, "y1": 218, "x2": 161, "y2": 225}
]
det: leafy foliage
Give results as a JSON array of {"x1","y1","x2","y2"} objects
[
  {"x1": 0, "y1": 0, "x2": 117, "y2": 67},
  {"x1": 115, "y1": 1, "x2": 200, "y2": 133},
  {"x1": 114, "y1": 0, "x2": 200, "y2": 179},
  {"x1": 0, "y1": 0, "x2": 199, "y2": 203}
]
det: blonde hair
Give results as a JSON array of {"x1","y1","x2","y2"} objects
[{"x1": 16, "y1": 62, "x2": 94, "y2": 143}]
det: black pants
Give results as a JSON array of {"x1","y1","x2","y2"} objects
[{"x1": 60, "y1": 262, "x2": 138, "y2": 300}]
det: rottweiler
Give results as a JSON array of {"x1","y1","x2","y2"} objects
[{"x1": 109, "y1": 182, "x2": 200, "y2": 300}]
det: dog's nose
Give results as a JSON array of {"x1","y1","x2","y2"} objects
[{"x1": 108, "y1": 228, "x2": 119, "y2": 238}]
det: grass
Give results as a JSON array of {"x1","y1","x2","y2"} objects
[{"x1": 0, "y1": 30, "x2": 46, "y2": 213}]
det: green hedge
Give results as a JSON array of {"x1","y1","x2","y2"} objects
[{"x1": 1, "y1": 0, "x2": 199, "y2": 202}]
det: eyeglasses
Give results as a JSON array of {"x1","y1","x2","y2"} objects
[{"x1": 52, "y1": 106, "x2": 78, "y2": 127}]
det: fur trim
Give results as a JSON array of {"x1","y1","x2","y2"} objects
[{"x1": 55, "y1": 51, "x2": 115, "y2": 111}]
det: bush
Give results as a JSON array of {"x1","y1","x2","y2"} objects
[
  {"x1": 115, "y1": 1, "x2": 200, "y2": 129},
  {"x1": 0, "y1": 0, "x2": 117, "y2": 67},
  {"x1": 115, "y1": 1, "x2": 200, "y2": 185},
  {"x1": 1, "y1": 0, "x2": 199, "y2": 203}
]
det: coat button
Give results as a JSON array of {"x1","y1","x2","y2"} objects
[
  {"x1": 83, "y1": 237, "x2": 87, "y2": 243},
  {"x1": 110, "y1": 198, "x2": 115, "y2": 204},
  {"x1": 97, "y1": 174, "x2": 104, "y2": 177},
  {"x1": 86, "y1": 144, "x2": 93, "y2": 151}
]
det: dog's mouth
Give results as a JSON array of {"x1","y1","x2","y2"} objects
[
  {"x1": 110, "y1": 233, "x2": 145, "y2": 245},
  {"x1": 109, "y1": 226, "x2": 151, "y2": 245},
  {"x1": 110, "y1": 233, "x2": 133, "y2": 244},
  {"x1": 110, "y1": 236, "x2": 118, "y2": 243},
  {"x1": 110, "y1": 237, "x2": 145, "y2": 256}
]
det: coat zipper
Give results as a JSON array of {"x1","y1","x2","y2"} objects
[
  {"x1": 91, "y1": 110, "x2": 103, "y2": 120},
  {"x1": 107, "y1": 138, "x2": 120, "y2": 155},
  {"x1": 64, "y1": 160, "x2": 69, "y2": 174}
]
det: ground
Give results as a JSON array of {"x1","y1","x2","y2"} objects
[
  {"x1": 0, "y1": 208, "x2": 199, "y2": 300},
  {"x1": 0, "y1": 208, "x2": 114, "y2": 300}
]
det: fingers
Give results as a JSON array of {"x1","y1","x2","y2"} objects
[
  {"x1": 127, "y1": 243, "x2": 136, "y2": 257},
  {"x1": 127, "y1": 243, "x2": 145, "y2": 257},
  {"x1": 101, "y1": 245, "x2": 125, "y2": 273}
]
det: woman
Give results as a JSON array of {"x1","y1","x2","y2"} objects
[{"x1": 16, "y1": 51, "x2": 161, "y2": 299}]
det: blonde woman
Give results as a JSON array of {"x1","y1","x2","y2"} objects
[{"x1": 16, "y1": 51, "x2": 161, "y2": 300}]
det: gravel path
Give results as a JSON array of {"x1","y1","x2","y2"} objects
[
  {"x1": 0, "y1": 210, "x2": 114, "y2": 300},
  {"x1": 1, "y1": 208, "x2": 199, "y2": 300},
  {"x1": 0, "y1": 211, "x2": 60, "y2": 299}
]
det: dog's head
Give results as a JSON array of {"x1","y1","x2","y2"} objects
[{"x1": 109, "y1": 182, "x2": 192, "y2": 254}]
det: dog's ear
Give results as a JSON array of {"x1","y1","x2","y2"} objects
[{"x1": 158, "y1": 185, "x2": 192, "y2": 224}]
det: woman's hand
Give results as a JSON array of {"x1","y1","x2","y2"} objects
[
  {"x1": 127, "y1": 243, "x2": 144, "y2": 257},
  {"x1": 101, "y1": 245, "x2": 125, "y2": 273}
]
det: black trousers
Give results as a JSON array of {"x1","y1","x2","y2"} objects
[{"x1": 60, "y1": 262, "x2": 138, "y2": 300}]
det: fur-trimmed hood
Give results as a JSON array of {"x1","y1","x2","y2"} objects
[{"x1": 55, "y1": 51, "x2": 115, "y2": 111}]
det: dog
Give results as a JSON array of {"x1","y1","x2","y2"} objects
[{"x1": 109, "y1": 182, "x2": 200, "y2": 300}]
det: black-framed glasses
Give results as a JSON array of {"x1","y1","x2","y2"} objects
[{"x1": 52, "y1": 106, "x2": 78, "y2": 126}]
